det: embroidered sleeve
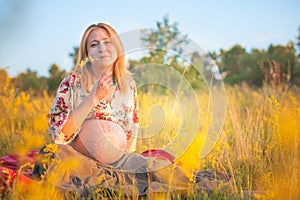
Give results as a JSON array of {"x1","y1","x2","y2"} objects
[
  {"x1": 125, "y1": 82, "x2": 139, "y2": 152},
  {"x1": 47, "y1": 73, "x2": 78, "y2": 145}
]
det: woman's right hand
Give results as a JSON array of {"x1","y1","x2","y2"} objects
[{"x1": 90, "y1": 72, "x2": 116, "y2": 104}]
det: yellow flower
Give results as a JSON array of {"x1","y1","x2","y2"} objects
[
  {"x1": 78, "y1": 56, "x2": 97, "y2": 67},
  {"x1": 43, "y1": 143, "x2": 60, "y2": 154}
]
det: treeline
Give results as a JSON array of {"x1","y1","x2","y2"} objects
[
  {"x1": 0, "y1": 42, "x2": 298, "y2": 96},
  {"x1": 0, "y1": 64, "x2": 66, "y2": 96},
  {"x1": 212, "y1": 42, "x2": 300, "y2": 86},
  {"x1": 1, "y1": 16, "x2": 299, "y2": 95}
]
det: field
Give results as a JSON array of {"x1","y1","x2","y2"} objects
[{"x1": 0, "y1": 80, "x2": 299, "y2": 199}]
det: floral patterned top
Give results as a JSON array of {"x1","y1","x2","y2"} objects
[{"x1": 47, "y1": 70, "x2": 139, "y2": 152}]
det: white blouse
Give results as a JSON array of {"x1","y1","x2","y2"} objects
[{"x1": 47, "y1": 70, "x2": 139, "y2": 152}]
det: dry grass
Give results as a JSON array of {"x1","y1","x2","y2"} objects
[{"x1": 0, "y1": 79, "x2": 299, "y2": 199}]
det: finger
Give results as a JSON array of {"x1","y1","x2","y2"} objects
[
  {"x1": 98, "y1": 79, "x2": 104, "y2": 86},
  {"x1": 102, "y1": 72, "x2": 112, "y2": 80},
  {"x1": 102, "y1": 77, "x2": 112, "y2": 86},
  {"x1": 106, "y1": 80, "x2": 113, "y2": 87},
  {"x1": 99, "y1": 75, "x2": 110, "y2": 85}
]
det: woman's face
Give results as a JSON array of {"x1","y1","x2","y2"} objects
[{"x1": 86, "y1": 27, "x2": 118, "y2": 71}]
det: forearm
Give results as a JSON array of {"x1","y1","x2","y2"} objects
[{"x1": 61, "y1": 94, "x2": 96, "y2": 137}]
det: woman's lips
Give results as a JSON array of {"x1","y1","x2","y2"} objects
[{"x1": 100, "y1": 55, "x2": 109, "y2": 59}]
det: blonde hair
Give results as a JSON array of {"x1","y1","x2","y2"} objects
[{"x1": 75, "y1": 23, "x2": 132, "y2": 94}]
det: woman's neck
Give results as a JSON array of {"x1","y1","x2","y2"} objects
[{"x1": 92, "y1": 65, "x2": 113, "y2": 80}]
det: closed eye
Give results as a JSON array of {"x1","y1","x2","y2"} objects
[
  {"x1": 103, "y1": 40, "x2": 111, "y2": 45},
  {"x1": 90, "y1": 42, "x2": 99, "y2": 47}
]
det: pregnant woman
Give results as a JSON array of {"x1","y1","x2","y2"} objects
[{"x1": 33, "y1": 22, "x2": 193, "y2": 197}]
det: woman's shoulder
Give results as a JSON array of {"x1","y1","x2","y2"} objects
[
  {"x1": 62, "y1": 70, "x2": 83, "y2": 87},
  {"x1": 124, "y1": 77, "x2": 137, "y2": 94},
  {"x1": 127, "y1": 76, "x2": 136, "y2": 88}
]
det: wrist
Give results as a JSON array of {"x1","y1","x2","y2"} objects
[{"x1": 87, "y1": 93, "x2": 98, "y2": 107}]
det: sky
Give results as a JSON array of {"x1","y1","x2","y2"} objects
[{"x1": 0, "y1": 0, "x2": 299, "y2": 77}]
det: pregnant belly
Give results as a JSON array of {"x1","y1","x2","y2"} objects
[{"x1": 70, "y1": 119, "x2": 127, "y2": 164}]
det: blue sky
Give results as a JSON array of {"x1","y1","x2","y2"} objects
[{"x1": 0, "y1": 0, "x2": 299, "y2": 77}]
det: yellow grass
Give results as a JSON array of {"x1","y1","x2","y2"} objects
[{"x1": 0, "y1": 80, "x2": 299, "y2": 199}]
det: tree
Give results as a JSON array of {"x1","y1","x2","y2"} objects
[
  {"x1": 222, "y1": 45, "x2": 246, "y2": 74},
  {"x1": 12, "y1": 69, "x2": 48, "y2": 94},
  {"x1": 140, "y1": 15, "x2": 189, "y2": 66},
  {"x1": 47, "y1": 64, "x2": 66, "y2": 93},
  {"x1": 263, "y1": 42, "x2": 299, "y2": 85},
  {"x1": 297, "y1": 26, "x2": 300, "y2": 58},
  {"x1": 137, "y1": 15, "x2": 194, "y2": 93},
  {"x1": 219, "y1": 45, "x2": 247, "y2": 85},
  {"x1": 69, "y1": 46, "x2": 79, "y2": 69},
  {"x1": 214, "y1": 41, "x2": 300, "y2": 86}
]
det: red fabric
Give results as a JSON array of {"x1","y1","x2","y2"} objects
[
  {"x1": 0, "y1": 150, "x2": 39, "y2": 177},
  {"x1": 0, "y1": 167, "x2": 33, "y2": 185},
  {"x1": 0, "y1": 150, "x2": 38, "y2": 193},
  {"x1": 141, "y1": 149, "x2": 174, "y2": 163},
  {"x1": 0, "y1": 149, "x2": 174, "y2": 194}
]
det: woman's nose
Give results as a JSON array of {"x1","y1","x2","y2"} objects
[{"x1": 98, "y1": 43, "x2": 106, "y2": 53}]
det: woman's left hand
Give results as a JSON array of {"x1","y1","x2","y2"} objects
[{"x1": 91, "y1": 72, "x2": 116, "y2": 103}]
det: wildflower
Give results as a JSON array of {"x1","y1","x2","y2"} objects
[
  {"x1": 78, "y1": 56, "x2": 97, "y2": 67},
  {"x1": 43, "y1": 143, "x2": 60, "y2": 154}
]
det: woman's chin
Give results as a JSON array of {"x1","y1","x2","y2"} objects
[
  {"x1": 71, "y1": 120, "x2": 127, "y2": 164},
  {"x1": 94, "y1": 59, "x2": 115, "y2": 69}
]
